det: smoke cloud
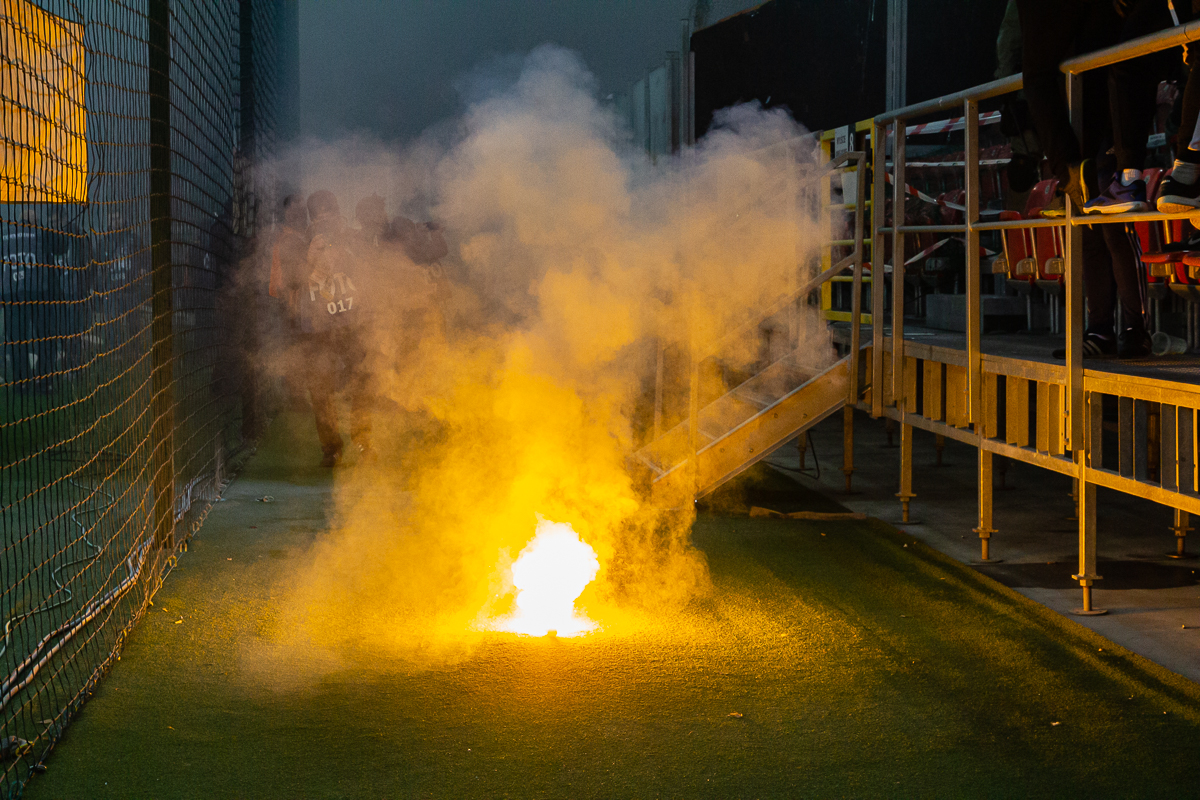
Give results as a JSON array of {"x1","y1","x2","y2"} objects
[{"x1": 250, "y1": 44, "x2": 832, "y2": 672}]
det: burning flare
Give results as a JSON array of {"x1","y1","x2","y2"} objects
[{"x1": 497, "y1": 517, "x2": 600, "y2": 637}]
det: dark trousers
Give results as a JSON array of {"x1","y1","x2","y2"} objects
[
  {"x1": 1017, "y1": 0, "x2": 1179, "y2": 179},
  {"x1": 1083, "y1": 224, "x2": 1146, "y2": 334},
  {"x1": 303, "y1": 328, "x2": 373, "y2": 457}
]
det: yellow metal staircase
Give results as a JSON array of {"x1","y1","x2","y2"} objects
[
  {"x1": 633, "y1": 147, "x2": 871, "y2": 503},
  {"x1": 636, "y1": 351, "x2": 856, "y2": 501}
]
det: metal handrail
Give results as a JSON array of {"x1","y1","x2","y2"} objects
[
  {"x1": 866, "y1": 16, "x2": 1200, "y2": 613},
  {"x1": 1062, "y1": 18, "x2": 1200, "y2": 73},
  {"x1": 684, "y1": 149, "x2": 868, "y2": 497},
  {"x1": 876, "y1": 20, "x2": 1200, "y2": 126}
]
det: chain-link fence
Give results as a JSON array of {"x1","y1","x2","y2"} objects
[{"x1": 1, "y1": 0, "x2": 292, "y2": 793}]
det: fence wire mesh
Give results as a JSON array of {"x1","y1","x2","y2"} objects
[{"x1": 1, "y1": 0, "x2": 288, "y2": 793}]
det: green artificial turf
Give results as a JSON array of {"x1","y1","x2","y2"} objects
[{"x1": 22, "y1": 415, "x2": 1200, "y2": 799}]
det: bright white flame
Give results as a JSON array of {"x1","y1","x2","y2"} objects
[{"x1": 497, "y1": 517, "x2": 600, "y2": 637}]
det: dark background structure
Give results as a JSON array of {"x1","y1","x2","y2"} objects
[{"x1": 692, "y1": 0, "x2": 1009, "y2": 136}]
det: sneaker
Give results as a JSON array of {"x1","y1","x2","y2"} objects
[
  {"x1": 1064, "y1": 158, "x2": 1096, "y2": 209},
  {"x1": 1052, "y1": 332, "x2": 1116, "y2": 359},
  {"x1": 1157, "y1": 173, "x2": 1200, "y2": 213},
  {"x1": 1117, "y1": 327, "x2": 1152, "y2": 359},
  {"x1": 1040, "y1": 193, "x2": 1066, "y2": 218},
  {"x1": 1084, "y1": 175, "x2": 1149, "y2": 214}
]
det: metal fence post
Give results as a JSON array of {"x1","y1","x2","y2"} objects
[
  {"x1": 871, "y1": 124, "x2": 885, "y2": 418},
  {"x1": 1064, "y1": 71, "x2": 1103, "y2": 613},
  {"x1": 891, "y1": 121, "x2": 907, "y2": 410},
  {"x1": 149, "y1": 0, "x2": 175, "y2": 550},
  {"x1": 964, "y1": 99, "x2": 981, "y2": 425}
]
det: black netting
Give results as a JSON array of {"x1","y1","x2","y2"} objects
[{"x1": 1, "y1": 1, "x2": 288, "y2": 793}]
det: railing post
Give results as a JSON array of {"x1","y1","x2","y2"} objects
[
  {"x1": 871, "y1": 123, "x2": 885, "y2": 418},
  {"x1": 149, "y1": 0, "x2": 175, "y2": 551},
  {"x1": 845, "y1": 152, "x2": 866, "y2": 493},
  {"x1": 1063, "y1": 71, "x2": 1102, "y2": 612},
  {"x1": 891, "y1": 121, "x2": 907, "y2": 411},
  {"x1": 897, "y1": 418, "x2": 915, "y2": 522},
  {"x1": 964, "y1": 99, "x2": 982, "y2": 425},
  {"x1": 848, "y1": 152, "x2": 865, "y2": 404}
]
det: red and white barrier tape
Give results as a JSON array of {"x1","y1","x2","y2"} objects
[
  {"x1": 882, "y1": 237, "x2": 998, "y2": 270},
  {"x1": 905, "y1": 111, "x2": 1002, "y2": 137},
  {"x1": 883, "y1": 172, "x2": 1003, "y2": 216}
]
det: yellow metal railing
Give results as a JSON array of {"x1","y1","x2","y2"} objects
[{"x1": 865, "y1": 20, "x2": 1200, "y2": 613}]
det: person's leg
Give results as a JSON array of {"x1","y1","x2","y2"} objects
[
  {"x1": 1083, "y1": 226, "x2": 1117, "y2": 338},
  {"x1": 306, "y1": 337, "x2": 343, "y2": 462},
  {"x1": 342, "y1": 330, "x2": 374, "y2": 455},
  {"x1": 1017, "y1": 0, "x2": 1085, "y2": 183},
  {"x1": 1107, "y1": 0, "x2": 1176, "y2": 171},
  {"x1": 1158, "y1": 24, "x2": 1200, "y2": 209},
  {"x1": 1100, "y1": 223, "x2": 1153, "y2": 356}
]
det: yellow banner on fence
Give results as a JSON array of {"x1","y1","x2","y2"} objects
[{"x1": 1, "y1": 0, "x2": 87, "y2": 203}]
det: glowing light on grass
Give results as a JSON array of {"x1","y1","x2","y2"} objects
[{"x1": 497, "y1": 517, "x2": 600, "y2": 637}]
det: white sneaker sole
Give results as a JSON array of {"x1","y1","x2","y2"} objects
[
  {"x1": 1084, "y1": 201, "x2": 1149, "y2": 214},
  {"x1": 1156, "y1": 196, "x2": 1200, "y2": 214}
]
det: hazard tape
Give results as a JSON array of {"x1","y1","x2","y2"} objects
[
  {"x1": 905, "y1": 111, "x2": 1002, "y2": 137},
  {"x1": 881, "y1": 236, "x2": 998, "y2": 270},
  {"x1": 883, "y1": 172, "x2": 1001, "y2": 216}
]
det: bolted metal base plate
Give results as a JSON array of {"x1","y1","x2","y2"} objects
[{"x1": 1070, "y1": 608, "x2": 1109, "y2": 616}]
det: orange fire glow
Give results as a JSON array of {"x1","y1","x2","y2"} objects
[{"x1": 496, "y1": 517, "x2": 600, "y2": 637}]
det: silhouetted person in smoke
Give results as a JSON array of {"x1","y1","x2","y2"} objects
[
  {"x1": 302, "y1": 190, "x2": 374, "y2": 466},
  {"x1": 386, "y1": 207, "x2": 448, "y2": 343}
]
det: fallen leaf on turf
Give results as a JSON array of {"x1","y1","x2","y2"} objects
[
  {"x1": 727, "y1": 712, "x2": 743, "y2": 718},
  {"x1": 1051, "y1": 722, "x2": 1061, "y2": 726}
]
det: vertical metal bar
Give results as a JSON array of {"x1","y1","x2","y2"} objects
[
  {"x1": 885, "y1": 0, "x2": 908, "y2": 110},
  {"x1": 925, "y1": 361, "x2": 944, "y2": 422},
  {"x1": 1134, "y1": 399, "x2": 1149, "y2": 482},
  {"x1": 844, "y1": 153, "x2": 864, "y2": 496},
  {"x1": 1119, "y1": 395, "x2": 1134, "y2": 476},
  {"x1": 981, "y1": 371, "x2": 998, "y2": 439},
  {"x1": 1162, "y1": 404, "x2": 1178, "y2": 491},
  {"x1": 892, "y1": 122, "x2": 907, "y2": 410},
  {"x1": 964, "y1": 99, "x2": 981, "y2": 426},
  {"x1": 848, "y1": 153, "x2": 865, "y2": 407},
  {"x1": 898, "y1": 420, "x2": 914, "y2": 521},
  {"x1": 149, "y1": 0, "x2": 175, "y2": 551},
  {"x1": 1171, "y1": 509, "x2": 1191, "y2": 558},
  {"x1": 1179, "y1": 406, "x2": 1194, "y2": 494},
  {"x1": 1065, "y1": 73, "x2": 1085, "y2": 452},
  {"x1": 1006, "y1": 377, "x2": 1029, "y2": 446},
  {"x1": 1074, "y1": 391, "x2": 1106, "y2": 615},
  {"x1": 871, "y1": 124, "x2": 885, "y2": 418},
  {"x1": 976, "y1": 449, "x2": 995, "y2": 560}
]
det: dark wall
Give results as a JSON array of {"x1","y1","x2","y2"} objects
[{"x1": 692, "y1": 0, "x2": 1008, "y2": 137}]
